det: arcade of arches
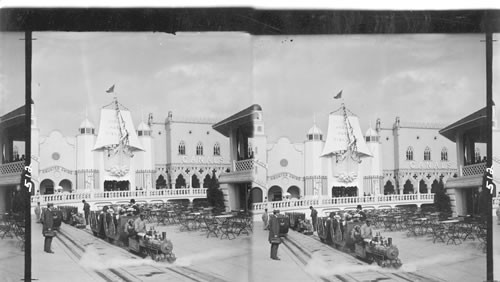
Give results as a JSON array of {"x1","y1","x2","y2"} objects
[
  {"x1": 266, "y1": 185, "x2": 302, "y2": 201},
  {"x1": 39, "y1": 178, "x2": 73, "y2": 195}
]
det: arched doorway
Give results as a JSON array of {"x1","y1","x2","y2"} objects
[
  {"x1": 104, "y1": 180, "x2": 130, "y2": 191},
  {"x1": 332, "y1": 186, "x2": 358, "y2": 197},
  {"x1": 156, "y1": 175, "x2": 167, "y2": 189},
  {"x1": 175, "y1": 174, "x2": 186, "y2": 188},
  {"x1": 40, "y1": 179, "x2": 55, "y2": 195},
  {"x1": 203, "y1": 174, "x2": 211, "y2": 188},
  {"x1": 403, "y1": 180, "x2": 414, "y2": 194},
  {"x1": 251, "y1": 187, "x2": 263, "y2": 203},
  {"x1": 384, "y1": 181, "x2": 395, "y2": 195},
  {"x1": 287, "y1": 186, "x2": 300, "y2": 199},
  {"x1": 268, "y1": 186, "x2": 283, "y2": 201},
  {"x1": 191, "y1": 175, "x2": 200, "y2": 188},
  {"x1": 419, "y1": 179, "x2": 428, "y2": 194},
  {"x1": 59, "y1": 179, "x2": 72, "y2": 193}
]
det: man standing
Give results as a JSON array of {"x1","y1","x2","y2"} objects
[
  {"x1": 34, "y1": 202, "x2": 41, "y2": 223},
  {"x1": 268, "y1": 210, "x2": 281, "y2": 260},
  {"x1": 130, "y1": 199, "x2": 140, "y2": 216},
  {"x1": 310, "y1": 206, "x2": 318, "y2": 232},
  {"x1": 356, "y1": 205, "x2": 367, "y2": 221},
  {"x1": 82, "y1": 200, "x2": 90, "y2": 226},
  {"x1": 42, "y1": 203, "x2": 55, "y2": 253},
  {"x1": 262, "y1": 209, "x2": 269, "y2": 230}
]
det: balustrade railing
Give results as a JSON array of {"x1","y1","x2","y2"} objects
[
  {"x1": 31, "y1": 188, "x2": 208, "y2": 204},
  {"x1": 0, "y1": 161, "x2": 24, "y2": 175},
  {"x1": 252, "y1": 193, "x2": 435, "y2": 211},
  {"x1": 462, "y1": 162, "x2": 486, "y2": 177}
]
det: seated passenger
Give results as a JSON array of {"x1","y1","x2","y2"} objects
[
  {"x1": 134, "y1": 212, "x2": 147, "y2": 234},
  {"x1": 360, "y1": 219, "x2": 374, "y2": 241},
  {"x1": 351, "y1": 225, "x2": 362, "y2": 243}
]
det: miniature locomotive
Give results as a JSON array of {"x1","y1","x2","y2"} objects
[
  {"x1": 89, "y1": 208, "x2": 176, "y2": 263},
  {"x1": 287, "y1": 212, "x2": 402, "y2": 269}
]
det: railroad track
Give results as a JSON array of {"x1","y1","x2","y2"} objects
[
  {"x1": 282, "y1": 231, "x2": 444, "y2": 282},
  {"x1": 57, "y1": 225, "x2": 228, "y2": 282}
]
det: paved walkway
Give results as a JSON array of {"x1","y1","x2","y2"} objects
[
  {"x1": 374, "y1": 226, "x2": 485, "y2": 282},
  {"x1": 0, "y1": 234, "x2": 24, "y2": 282},
  {"x1": 31, "y1": 219, "x2": 105, "y2": 282},
  {"x1": 494, "y1": 216, "x2": 500, "y2": 281}
]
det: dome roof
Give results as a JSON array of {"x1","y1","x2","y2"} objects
[
  {"x1": 365, "y1": 127, "x2": 378, "y2": 137},
  {"x1": 307, "y1": 124, "x2": 323, "y2": 136},
  {"x1": 79, "y1": 118, "x2": 95, "y2": 129},
  {"x1": 137, "y1": 121, "x2": 150, "y2": 131}
]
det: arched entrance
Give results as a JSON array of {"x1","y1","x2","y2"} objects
[
  {"x1": 40, "y1": 179, "x2": 55, "y2": 195},
  {"x1": 332, "y1": 186, "x2": 358, "y2": 197},
  {"x1": 156, "y1": 175, "x2": 167, "y2": 189},
  {"x1": 104, "y1": 180, "x2": 130, "y2": 191},
  {"x1": 59, "y1": 179, "x2": 72, "y2": 193},
  {"x1": 403, "y1": 180, "x2": 414, "y2": 194},
  {"x1": 175, "y1": 174, "x2": 186, "y2": 188},
  {"x1": 419, "y1": 179, "x2": 428, "y2": 194},
  {"x1": 251, "y1": 187, "x2": 263, "y2": 203},
  {"x1": 384, "y1": 181, "x2": 395, "y2": 195},
  {"x1": 268, "y1": 186, "x2": 283, "y2": 201},
  {"x1": 191, "y1": 175, "x2": 200, "y2": 188},
  {"x1": 287, "y1": 186, "x2": 300, "y2": 199}
]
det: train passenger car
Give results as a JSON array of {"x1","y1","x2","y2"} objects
[{"x1": 292, "y1": 214, "x2": 402, "y2": 269}]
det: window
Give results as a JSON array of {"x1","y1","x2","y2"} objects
[
  {"x1": 406, "y1": 147, "x2": 413, "y2": 161},
  {"x1": 213, "y1": 143, "x2": 220, "y2": 156},
  {"x1": 475, "y1": 147, "x2": 481, "y2": 162},
  {"x1": 424, "y1": 147, "x2": 431, "y2": 161},
  {"x1": 196, "y1": 142, "x2": 203, "y2": 156},
  {"x1": 441, "y1": 147, "x2": 448, "y2": 161},
  {"x1": 178, "y1": 141, "x2": 186, "y2": 155}
]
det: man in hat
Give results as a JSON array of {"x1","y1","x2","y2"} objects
[
  {"x1": 82, "y1": 199, "x2": 90, "y2": 225},
  {"x1": 42, "y1": 203, "x2": 55, "y2": 253},
  {"x1": 262, "y1": 208, "x2": 269, "y2": 230},
  {"x1": 356, "y1": 205, "x2": 367, "y2": 221},
  {"x1": 268, "y1": 209, "x2": 281, "y2": 260},
  {"x1": 310, "y1": 206, "x2": 318, "y2": 232},
  {"x1": 130, "y1": 199, "x2": 140, "y2": 216},
  {"x1": 360, "y1": 218, "x2": 374, "y2": 241},
  {"x1": 134, "y1": 212, "x2": 147, "y2": 233}
]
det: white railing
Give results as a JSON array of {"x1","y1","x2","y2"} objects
[
  {"x1": 0, "y1": 161, "x2": 24, "y2": 175},
  {"x1": 252, "y1": 193, "x2": 435, "y2": 211},
  {"x1": 234, "y1": 159, "x2": 254, "y2": 172},
  {"x1": 462, "y1": 162, "x2": 486, "y2": 177},
  {"x1": 31, "y1": 188, "x2": 208, "y2": 205}
]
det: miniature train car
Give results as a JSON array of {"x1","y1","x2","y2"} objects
[
  {"x1": 301, "y1": 215, "x2": 402, "y2": 269},
  {"x1": 128, "y1": 233, "x2": 176, "y2": 263}
]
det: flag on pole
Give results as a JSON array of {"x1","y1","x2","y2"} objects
[
  {"x1": 106, "y1": 84, "x2": 115, "y2": 93},
  {"x1": 334, "y1": 90, "x2": 342, "y2": 99}
]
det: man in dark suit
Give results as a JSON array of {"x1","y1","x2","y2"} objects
[
  {"x1": 268, "y1": 210, "x2": 281, "y2": 260},
  {"x1": 310, "y1": 206, "x2": 318, "y2": 232},
  {"x1": 42, "y1": 203, "x2": 55, "y2": 253},
  {"x1": 82, "y1": 200, "x2": 90, "y2": 225}
]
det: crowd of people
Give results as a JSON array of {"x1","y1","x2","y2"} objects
[{"x1": 266, "y1": 204, "x2": 374, "y2": 261}]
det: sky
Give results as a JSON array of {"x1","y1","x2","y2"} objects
[
  {"x1": 0, "y1": 32, "x2": 497, "y2": 144},
  {"x1": 0, "y1": 32, "x2": 25, "y2": 115},
  {"x1": 254, "y1": 34, "x2": 491, "y2": 142},
  {"x1": 30, "y1": 32, "x2": 253, "y2": 136}
]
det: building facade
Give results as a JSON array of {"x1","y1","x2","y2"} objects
[
  {"x1": 149, "y1": 111, "x2": 231, "y2": 190},
  {"x1": 258, "y1": 104, "x2": 464, "y2": 202}
]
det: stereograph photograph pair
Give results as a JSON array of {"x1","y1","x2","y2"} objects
[{"x1": 0, "y1": 7, "x2": 499, "y2": 282}]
